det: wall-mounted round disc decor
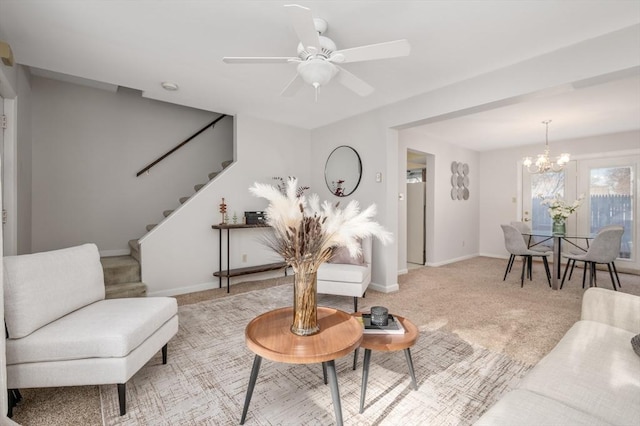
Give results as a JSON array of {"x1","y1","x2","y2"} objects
[{"x1": 450, "y1": 161, "x2": 470, "y2": 201}]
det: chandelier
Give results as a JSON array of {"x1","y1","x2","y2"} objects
[{"x1": 523, "y1": 120, "x2": 570, "y2": 174}]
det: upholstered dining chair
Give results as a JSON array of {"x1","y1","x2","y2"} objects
[
  {"x1": 561, "y1": 226, "x2": 624, "y2": 290},
  {"x1": 501, "y1": 224, "x2": 552, "y2": 287},
  {"x1": 510, "y1": 221, "x2": 553, "y2": 253}
]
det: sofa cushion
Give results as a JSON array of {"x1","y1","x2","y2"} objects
[
  {"x1": 4, "y1": 244, "x2": 106, "y2": 339},
  {"x1": 517, "y1": 320, "x2": 640, "y2": 426},
  {"x1": 317, "y1": 262, "x2": 369, "y2": 283},
  {"x1": 6, "y1": 297, "x2": 178, "y2": 364},
  {"x1": 475, "y1": 389, "x2": 613, "y2": 426}
]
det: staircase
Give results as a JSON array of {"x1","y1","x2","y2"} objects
[
  {"x1": 100, "y1": 255, "x2": 147, "y2": 299},
  {"x1": 122, "y1": 159, "x2": 234, "y2": 289}
]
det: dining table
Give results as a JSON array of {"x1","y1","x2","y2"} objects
[{"x1": 523, "y1": 231, "x2": 593, "y2": 290}]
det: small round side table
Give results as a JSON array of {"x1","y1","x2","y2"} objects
[
  {"x1": 351, "y1": 312, "x2": 419, "y2": 414},
  {"x1": 241, "y1": 306, "x2": 363, "y2": 425}
]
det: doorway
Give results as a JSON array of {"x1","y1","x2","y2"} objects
[{"x1": 406, "y1": 149, "x2": 426, "y2": 267}]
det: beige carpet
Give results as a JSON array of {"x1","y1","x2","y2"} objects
[{"x1": 9, "y1": 256, "x2": 640, "y2": 425}]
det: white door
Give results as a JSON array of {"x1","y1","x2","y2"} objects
[
  {"x1": 407, "y1": 182, "x2": 425, "y2": 264},
  {"x1": 577, "y1": 155, "x2": 639, "y2": 266}
]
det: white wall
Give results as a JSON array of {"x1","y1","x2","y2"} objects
[
  {"x1": 309, "y1": 25, "x2": 639, "y2": 292},
  {"x1": 141, "y1": 114, "x2": 311, "y2": 296},
  {"x1": 31, "y1": 77, "x2": 233, "y2": 255},
  {"x1": 398, "y1": 131, "x2": 480, "y2": 268},
  {"x1": 479, "y1": 130, "x2": 640, "y2": 263}
]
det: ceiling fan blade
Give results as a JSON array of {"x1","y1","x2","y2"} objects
[
  {"x1": 284, "y1": 4, "x2": 321, "y2": 52},
  {"x1": 332, "y1": 39, "x2": 410, "y2": 64},
  {"x1": 223, "y1": 57, "x2": 294, "y2": 64},
  {"x1": 280, "y1": 73, "x2": 305, "y2": 97},
  {"x1": 335, "y1": 66, "x2": 374, "y2": 97}
]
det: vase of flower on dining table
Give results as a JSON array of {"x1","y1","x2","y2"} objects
[
  {"x1": 540, "y1": 194, "x2": 585, "y2": 236},
  {"x1": 250, "y1": 177, "x2": 392, "y2": 336}
]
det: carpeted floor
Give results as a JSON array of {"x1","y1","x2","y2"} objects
[{"x1": 10, "y1": 256, "x2": 640, "y2": 425}]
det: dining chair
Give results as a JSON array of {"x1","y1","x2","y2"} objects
[
  {"x1": 501, "y1": 224, "x2": 552, "y2": 287},
  {"x1": 560, "y1": 226, "x2": 623, "y2": 290},
  {"x1": 510, "y1": 221, "x2": 553, "y2": 253}
]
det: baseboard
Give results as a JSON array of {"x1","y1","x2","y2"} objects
[
  {"x1": 99, "y1": 249, "x2": 131, "y2": 257},
  {"x1": 426, "y1": 253, "x2": 478, "y2": 267},
  {"x1": 368, "y1": 281, "x2": 399, "y2": 293},
  {"x1": 148, "y1": 281, "x2": 217, "y2": 297},
  {"x1": 397, "y1": 268, "x2": 409, "y2": 275}
]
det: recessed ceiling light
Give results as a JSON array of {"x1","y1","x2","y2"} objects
[{"x1": 161, "y1": 81, "x2": 179, "y2": 91}]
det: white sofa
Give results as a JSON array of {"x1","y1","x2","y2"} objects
[
  {"x1": 317, "y1": 237, "x2": 372, "y2": 312},
  {"x1": 476, "y1": 287, "x2": 640, "y2": 425},
  {"x1": 3, "y1": 243, "x2": 179, "y2": 416}
]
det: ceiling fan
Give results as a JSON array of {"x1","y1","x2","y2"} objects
[{"x1": 222, "y1": 4, "x2": 411, "y2": 99}]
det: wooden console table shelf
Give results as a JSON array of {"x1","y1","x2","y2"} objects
[{"x1": 212, "y1": 224, "x2": 288, "y2": 293}]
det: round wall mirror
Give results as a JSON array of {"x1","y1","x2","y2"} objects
[{"x1": 324, "y1": 145, "x2": 362, "y2": 197}]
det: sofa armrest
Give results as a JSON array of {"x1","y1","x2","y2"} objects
[{"x1": 581, "y1": 287, "x2": 640, "y2": 333}]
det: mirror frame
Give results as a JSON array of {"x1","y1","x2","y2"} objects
[{"x1": 324, "y1": 145, "x2": 363, "y2": 197}]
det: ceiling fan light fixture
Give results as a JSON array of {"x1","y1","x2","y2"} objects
[{"x1": 297, "y1": 58, "x2": 337, "y2": 88}]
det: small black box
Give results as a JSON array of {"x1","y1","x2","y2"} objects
[{"x1": 245, "y1": 211, "x2": 266, "y2": 225}]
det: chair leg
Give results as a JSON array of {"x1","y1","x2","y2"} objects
[
  {"x1": 612, "y1": 262, "x2": 622, "y2": 288},
  {"x1": 353, "y1": 297, "x2": 358, "y2": 313},
  {"x1": 162, "y1": 343, "x2": 168, "y2": 364},
  {"x1": 560, "y1": 259, "x2": 572, "y2": 289},
  {"x1": 503, "y1": 254, "x2": 514, "y2": 281},
  {"x1": 7, "y1": 389, "x2": 21, "y2": 418},
  {"x1": 118, "y1": 383, "x2": 126, "y2": 416},
  {"x1": 568, "y1": 259, "x2": 576, "y2": 280},
  {"x1": 582, "y1": 262, "x2": 588, "y2": 289},
  {"x1": 520, "y1": 256, "x2": 526, "y2": 288},
  {"x1": 542, "y1": 257, "x2": 551, "y2": 287},
  {"x1": 607, "y1": 263, "x2": 618, "y2": 291}
]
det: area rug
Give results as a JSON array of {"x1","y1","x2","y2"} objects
[{"x1": 99, "y1": 284, "x2": 531, "y2": 425}]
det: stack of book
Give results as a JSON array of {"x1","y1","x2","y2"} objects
[{"x1": 359, "y1": 313, "x2": 405, "y2": 335}]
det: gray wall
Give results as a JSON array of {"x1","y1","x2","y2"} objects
[
  {"x1": 17, "y1": 66, "x2": 32, "y2": 254},
  {"x1": 31, "y1": 77, "x2": 233, "y2": 254}
]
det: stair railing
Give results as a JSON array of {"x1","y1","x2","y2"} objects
[{"x1": 136, "y1": 114, "x2": 228, "y2": 177}]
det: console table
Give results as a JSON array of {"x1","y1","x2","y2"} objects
[
  {"x1": 240, "y1": 307, "x2": 363, "y2": 426},
  {"x1": 212, "y1": 224, "x2": 287, "y2": 293}
]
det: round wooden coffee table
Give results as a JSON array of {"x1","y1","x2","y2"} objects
[
  {"x1": 240, "y1": 306, "x2": 363, "y2": 425},
  {"x1": 351, "y1": 312, "x2": 419, "y2": 413}
]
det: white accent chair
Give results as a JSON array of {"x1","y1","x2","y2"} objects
[
  {"x1": 317, "y1": 237, "x2": 372, "y2": 312},
  {"x1": 3, "y1": 243, "x2": 179, "y2": 417}
]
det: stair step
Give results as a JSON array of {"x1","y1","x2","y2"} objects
[
  {"x1": 221, "y1": 160, "x2": 232, "y2": 169},
  {"x1": 179, "y1": 196, "x2": 190, "y2": 204},
  {"x1": 194, "y1": 183, "x2": 205, "y2": 192},
  {"x1": 105, "y1": 281, "x2": 147, "y2": 299},
  {"x1": 163, "y1": 210, "x2": 174, "y2": 217},
  {"x1": 128, "y1": 239, "x2": 141, "y2": 262},
  {"x1": 146, "y1": 224, "x2": 157, "y2": 232},
  {"x1": 208, "y1": 171, "x2": 220, "y2": 180},
  {"x1": 101, "y1": 255, "x2": 141, "y2": 285}
]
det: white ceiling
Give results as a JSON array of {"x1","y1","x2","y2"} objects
[{"x1": 1, "y1": 1, "x2": 639, "y2": 151}]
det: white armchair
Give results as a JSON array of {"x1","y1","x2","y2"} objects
[
  {"x1": 317, "y1": 237, "x2": 372, "y2": 312},
  {"x1": 3, "y1": 243, "x2": 178, "y2": 417}
]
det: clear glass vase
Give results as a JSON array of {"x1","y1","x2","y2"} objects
[
  {"x1": 291, "y1": 269, "x2": 320, "y2": 336},
  {"x1": 552, "y1": 220, "x2": 566, "y2": 236}
]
